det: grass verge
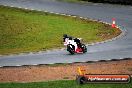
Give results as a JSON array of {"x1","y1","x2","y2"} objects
[
  {"x1": 0, "y1": 5, "x2": 121, "y2": 55},
  {"x1": 0, "y1": 80, "x2": 132, "y2": 88}
]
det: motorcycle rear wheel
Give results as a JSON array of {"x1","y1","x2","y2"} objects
[{"x1": 81, "y1": 44, "x2": 87, "y2": 53}]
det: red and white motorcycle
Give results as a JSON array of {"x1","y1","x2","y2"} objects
[{"x1": 63, "y1": 34, "x2": 87, "y2": 54}]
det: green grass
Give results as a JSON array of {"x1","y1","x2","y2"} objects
[
  {"x1": 0, "y1": 5, "x2": 120, "y2": 55},
  {"x1": 0, "y1": 80, "x2": 131, "y2": 88}
]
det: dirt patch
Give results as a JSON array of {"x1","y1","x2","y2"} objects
[{"x1": 0, "y1": 59, "x2": 132, "y2": 82}]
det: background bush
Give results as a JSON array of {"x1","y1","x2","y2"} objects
[{"x1": 82, "y1": 0, "x2": 132, "y2": 5}]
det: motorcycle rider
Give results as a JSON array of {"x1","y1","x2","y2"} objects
[
  {"x1": 63, "y1": 34, "x2": 69, "y2": 46},
  {"x1": 74, "y1": 38, "x2": 82, "y2": 48},
  {"x1": 63, "y1": 34, "x2": 81, "y2": 52}
]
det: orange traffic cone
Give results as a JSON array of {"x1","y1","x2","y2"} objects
[{"x1": 112, "y1": 18, "x2": 116, "y2": 28}]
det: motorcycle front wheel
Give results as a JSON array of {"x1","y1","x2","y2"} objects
[{"x1": 67, "y1": 44, "x2": 75, "y2": 54}]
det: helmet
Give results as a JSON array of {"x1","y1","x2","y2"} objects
[{"x1": 63, "y1": 34, "x2": 68, "y2": 38}]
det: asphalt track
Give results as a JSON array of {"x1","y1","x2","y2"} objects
[{"x1": 0, "y1": 0, "x2": 132, "y2": 66}]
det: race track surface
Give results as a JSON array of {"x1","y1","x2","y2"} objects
[{"x1": 0, "y1": 0, "x2": 132, "y2": 66}]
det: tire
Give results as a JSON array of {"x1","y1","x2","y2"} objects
[
  {"x1": 67, "y1": 44, "x2": 75, "y2": 54},
  {"x1": 76, "y1": 75, "x2": 86, "y2": 84},
  {"x1": 81, "y1": 44, "x2": 87, "y2": 53}
]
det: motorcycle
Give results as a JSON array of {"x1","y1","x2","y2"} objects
[{"x1": 63, "y1": 34, "x2": 87, "y2": 54}]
